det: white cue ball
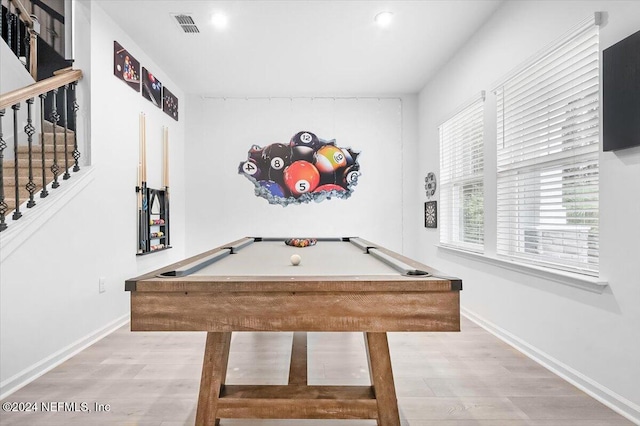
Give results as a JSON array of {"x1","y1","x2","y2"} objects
[{"x1": 290, "y1": 254, "x2": 301, "y2": 266}]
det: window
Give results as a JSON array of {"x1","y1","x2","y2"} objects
[
  {"x1": 495, "y1": 17, "x2": 600, "y2": 275},
  {"x1": 439, "y1": 95, "x2": 485, "y2": 252}
]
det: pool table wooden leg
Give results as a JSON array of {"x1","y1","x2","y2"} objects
[
  {"x1": 288, "y1": 331, "x2": 308, "y2": 385},
  {"x1": 195, "y1": 332, "x2": 231, "y2": 426},
  {"x1": 364, "y1": 332, "x2": 400, "y2": 426}
]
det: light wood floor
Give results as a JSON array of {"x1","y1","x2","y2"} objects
[{"x1": 0, "y1": 317, "x2": 633, "y2": 425}]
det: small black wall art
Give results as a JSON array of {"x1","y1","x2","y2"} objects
[
  {"x1": 425, "y1": 201, "x2": 437, "y2": 228},
  {"x1": 163, "y1": 87, "x2": 179, "y2": 121},
  {"x1": 142, "y1": 67, "x2": 162, "y2": 108}
]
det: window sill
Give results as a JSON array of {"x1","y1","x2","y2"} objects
[{"x1": 436, "y1": 245, "x2": 608, "y2": 293}]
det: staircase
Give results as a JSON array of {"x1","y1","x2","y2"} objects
[
  {"x1": 2, "y1": 122, "x2": 76, "y2": 214},
  {"x1": 1, "y1": 0, "x2": 83, "y2": 231}
]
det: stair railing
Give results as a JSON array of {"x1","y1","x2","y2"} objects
[
  {"x1": 2, "y1": 0, "x2": 40, "y2": 79},
  {"x1": 0, "y1": 68, "x2": 82, "y2": 231}
]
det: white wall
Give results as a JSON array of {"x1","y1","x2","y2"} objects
[
  {"x1": 0, "y1": 40, "x2": 40, "y2": 158},
  {"x1": 0, "y1": 40, "x2": 34, "y2": 92},
  {"x1": 185, "y1": 96, "x2": 417, "y2": 255},
  {"x1": 0, "y1": 1, "x2": 187, "y2": 397},
  {"x1": 414, "y1": 1, "x2": 640, "y2": 421}
]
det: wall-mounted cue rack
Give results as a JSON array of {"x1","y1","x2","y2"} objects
[{"x1": 137, "y1": 114, "x2": 171, "y2": 255}]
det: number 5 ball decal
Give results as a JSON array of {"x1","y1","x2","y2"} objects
[{"x1": 284, "y1": 161, "x2": 320, "y2": 195}]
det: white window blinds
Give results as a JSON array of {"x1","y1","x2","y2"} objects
[
  {"x1": 495, "y1": 17, "x2": 600, "y2": 275},
  {"x1": 439, "y1": 96, "x2": 485, "y2": 252}
]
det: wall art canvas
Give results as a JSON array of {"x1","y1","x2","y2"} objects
[
  {"x1": 142, "y1": 67, "x2": 162, "y2": 108},
  {"x1": 113, "y1": 41, "x2": 140, "y2": 92},
  {"x1": 163, "y1": 87, "x2": 179, "y2": 121},
  {"x1": 425, "y1": 201, "x2": 437, "y2": 228},
  {"x1": 425, "y1": 172, "x2": 437, "y2": 199},
  {"x1": 238, "y1": 131, "x2": 361, "y2": 206}
]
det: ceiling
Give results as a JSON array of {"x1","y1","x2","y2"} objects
[{"x1": 96, "y1": 1, "x2": 503, "y2": 97}]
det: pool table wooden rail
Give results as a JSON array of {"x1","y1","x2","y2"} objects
[{"x1": 130, "y1": 290, "x2": 459, "y2": 332}]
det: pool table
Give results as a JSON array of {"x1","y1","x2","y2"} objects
[{"x1": 125, "y1": 237, "x2": 462, "y2": 426}]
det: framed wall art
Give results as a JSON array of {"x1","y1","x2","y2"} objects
[
  {"x1": 142, "y1": 67, "x2": 162, "y2": 108},
  {"x1": 113, "y1": 41, "x2": 140, "y2": 92},
  {"x1": 163, "y1": 87, "x2": 179, "y2": 121},
  {"x1": 425, "y1": 201, "x2": 437, "y2": 228}
]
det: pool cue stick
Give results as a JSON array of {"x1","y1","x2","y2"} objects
[
  {"x1": 137, "y1": 113, "x2": 143, "y2": 253},
  {"x1": 163, "y1": 126, "x2": 170, "y2": 247},
  {"x1": 142, "y1": 113, "x2": 149, "y2": 252},
  {"x1": 162, "y1": 126, "x2": 169, "y2": 189},
  {"x1": 138, "y1": 113, "x2": 148, "y2": 253},
  {"x1": 142, "y1": 113, "x2": 147, "y2": 184}
]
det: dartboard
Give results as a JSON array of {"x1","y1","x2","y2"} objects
[
  {"x1": 425, "y1": 201, "x2": 437, "y2": 228},
  {"x1": 425, "y1": 172, "x2": 437, "y2": 199}
]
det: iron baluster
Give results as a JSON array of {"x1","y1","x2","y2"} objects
[
  {"x1": 12, "y1": 104, "x2": 22, "y2": 220},
  {"x1": 50, "y1": 88, "x2": 60, "y2": 188},
  {"x1": 6, "y1": 8, "x2": 13, "y2": 54},
  {"x1": 0, "y1": 109, "x2": 7, "y2": 231},
  {"x1": 71, "y1": 82, "x2": 80, "y2": 172},
  {"x1": 23, "y1": 27, "x2": 30, "y2": 72},
  {"x1": 24, "y1": 98, "x2": 36, "y2": 207},
  {"x1": 15, "y1": 7, "x2": 20, "y2": 58},
  {"x1": 39, "y1": 93, "x2": 48, "y2": 198},
  {"x1": 62, "y1": 85, "x2": 70, "y2": 179}
]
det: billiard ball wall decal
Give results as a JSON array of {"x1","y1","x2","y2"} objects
[{"x1": 238, "y1": 131, "x2": 361, "y2": 206}]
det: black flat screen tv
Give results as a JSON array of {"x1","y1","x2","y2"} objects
[{"x1": 603, "y1": 29, "x2": 640, "y2": 151}]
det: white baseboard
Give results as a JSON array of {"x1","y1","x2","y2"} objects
[
  {"x1": 462, "y1": 307, "x2": 640, "y2": 425},
  {"x1": 0, "y1": 313, "x2": 130, "y2": 400}
]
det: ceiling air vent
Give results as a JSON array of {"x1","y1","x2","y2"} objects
[{"x1": 171, "y1": 14, "x2": 200, "y2": 34}]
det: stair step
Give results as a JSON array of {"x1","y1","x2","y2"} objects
[
  {"x1": 2, "y1": 199, "x2": 17, "y2": 214},
  {"x1": 2, "y1": 197, "x2": 48, "y2": 214},
  {"x1": 8, "y1": 129, "x2": 74, "y2": 145},
  {"x1": 17, "y1": 144, "x2": 75, "y2": 154},
  {"x1": 17, "y1": 153, "x2": 75, "y2": 164},
  {"x1": 43, "y1": 121, "x2": 76, "y2": 134},
  {"x1": 7, "y1": 133, "x2": 74, "y2": 152},
  {"x1": 3, "y1": 166, "x2": 57, "y2": 178},
  {"x1": 2, "y1": 186, "x2": 42, "y2": 201},
  {"x1": 2, "y1": 180, "x2": 70, "y2": 214},
  {"x1": 3, "y1": 174, "x2": 54, "y2": 185},
  {"x1": 3, "y1": 163, "x2": 74, "y2": 180},
  {"x1": 42, "y1": 132, "x2": 76, "y2": 145},
  {"x1": 4, "y1": 159, "x2": 74, "y2": 169}
]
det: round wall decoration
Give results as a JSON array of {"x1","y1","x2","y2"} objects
[{"x1": 425, "y1": 172, "x2": 437, "y2": 199}]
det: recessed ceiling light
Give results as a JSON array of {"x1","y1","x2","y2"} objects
[
  {"x1": 374, "y1": 11, "x2": 393, "y2": 27},
  {"x1": 211, "y1": 12, "x2": 228, "y2": 29}
]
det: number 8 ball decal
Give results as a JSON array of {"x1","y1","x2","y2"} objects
[{"x1": 238, "y1": 131, "x2": 361, "y2": 206}]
